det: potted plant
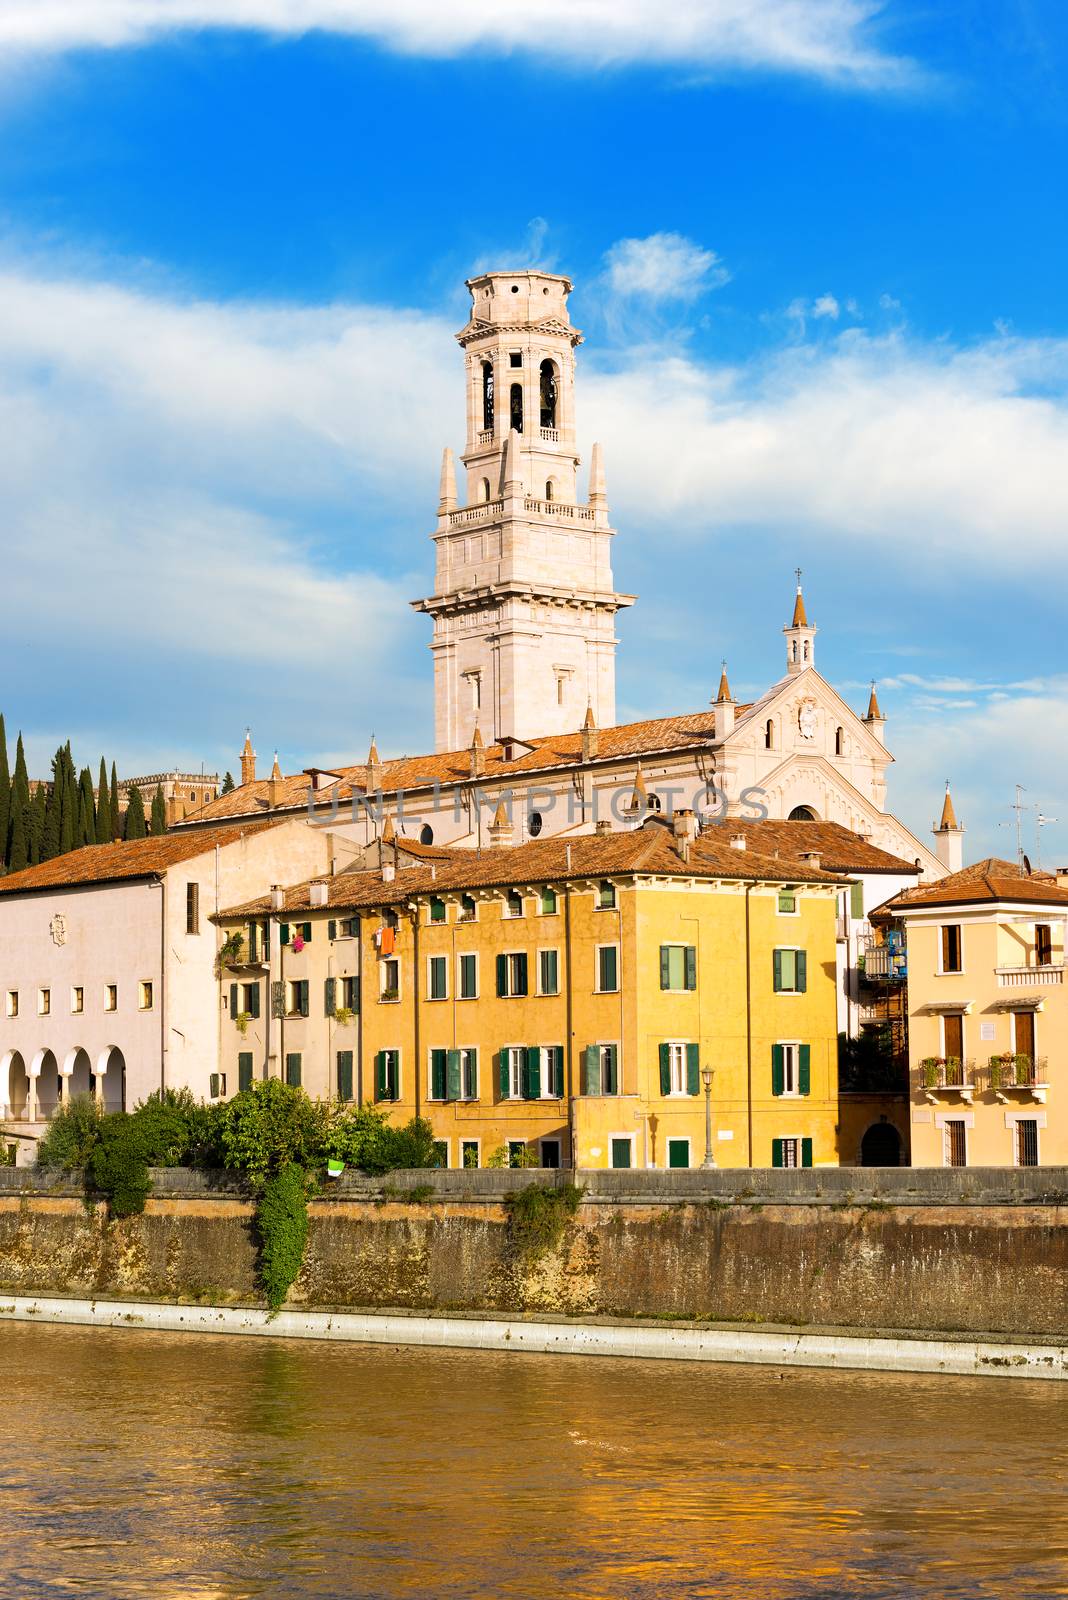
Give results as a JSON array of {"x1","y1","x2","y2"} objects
[
  {"x1": 333, "y1": 1006, "x2": 354, "y2": 1027},
  {"x1": 234, "y1": 1011, "x2": 252, "y2": 1036}
]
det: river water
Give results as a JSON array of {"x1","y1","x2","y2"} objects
[{"x1": 1, "y1": 1323, "x2": 1065, "y2": 1599}]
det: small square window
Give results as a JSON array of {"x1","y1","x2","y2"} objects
[
  {"x1": 504, "y1": 891, "x2": 524, "y2": 919},
  {"x1": 104, "y1": 984, "x2": 117, "y2": 1013},
  {"x1": 380, "y1": 959, "x2": 400, "y2": 1001},
  {"x1": 458, "y1": 895, "x2": 477, "y2": 923},
  {"x1": 186, "y1": 882, "x2": 199, "y2": 935},
  {"x1": 428, "y1": 955, "x2": 448, "y2": 1001},
  {"x1": 941, "y1": 925, "x2": 963, "y2": 973},
  {"x1": 428, "y1": 898, "x2": 446, "y2": 925},
  {"x1": 38, "y1": 987, "x2": 51, "y2": 1017},
  {"x1": 461, "y1": 1139, "x2": 480, "y2": 1169},
  {"x1": 458, "y1": 953, "x2": 478, "y2": 1000},
  {"x1": 596, "y1": 945, "x2": 619, "y2": 993},
  {"x1": 597, "y1": 881, "x2": 616, "y2": 910},
  {"x1": 777, "y1": 891, "x2": 797, "y2": 915},
  {"x1": 6, "y1": 990, "x2": 18, "y2": 1019},
  {"x1": 538, "y1": 949, "x2": 560, "y2": 996},
  {"x1": 138, "y1": 981, "x2": 154, "y2": 1011},
  {"x1": 539, "y1": 888, "x2": 557, "y2": 916},
  {"x1": 509, "y1": 351, "x2": 523, "y2": 368}
]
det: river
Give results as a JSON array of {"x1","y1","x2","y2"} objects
[{"x1": 1, "y1": 1323, "x2": 1065, "y2": 1598}]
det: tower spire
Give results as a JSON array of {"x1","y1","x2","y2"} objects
[
  {"x1": 240, "y1": 728, "x2": 256, "y2": 787},
  {"x1": 933, "y1": 780, "x2": 964, "y2": 873},
  {"x1": 783, "y1": 572, "x2": 817, "y2": 676}
]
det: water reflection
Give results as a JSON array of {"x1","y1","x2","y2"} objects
[{"x1": 0, "y1": 1324, "x2": 1064, "y2": 1598}]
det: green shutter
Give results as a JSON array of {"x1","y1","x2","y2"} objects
[
  {"x1": 446, "y1": 1048, "x2": 461, "y2": 1102},
  {"x1": 772, "y1": 1044, "x2": 785, "y2": 1097},
  {"x1": 686, "y1": 1043, "x2": 700, "y2": 1096},
  {"x1": 499, "y1": 1049, "x2": 511, "y2": 1100},
  {"x1": 285, "y1": 1053, "x2": 301, "y2": 1088},
  {"x1": 801, "y1": 1137, "x2": 813, "y2": 1169},
  {"x1": 248, "y1": 983, "x2": 260, "y2": 1020},
  {"x1": 772, "y1": 1138, "x2": 783, "y2": 1168},
  {"x1": 798, "y1": 1044, "x2": 811, "y2": 1096},
  {"x1": 583, "y1": 1044, "x2": 600, "y2": 1095},
  {"x1": 336, "y1": 1051, "x2": 353, "y2": 1101},
  {"x1": 551, "y1": 1049, "x2": 564, "y2": 1098},
  {"x1": 325, "y1": 976, "x2": 336, "y2": 1016},
  {"x1": 209, "y1": 1072, "x2": 221, "y2": 1099},
  {"x1": 605, "y1": 1045, "x2": 617, "y2": 1095},
  {"x1": 496, "y1": 953, "x2": 508, "y2": 997},
  {"x1": 773, "y1": 948, "x2": 783, "y2": 991},
  {"x1": 431, "y1": 1049, "x2": 447, "y2": 1100},
  {"x1": 237, "y1": 1052, "x2": 253, "y2": 1093},
  {"x1": 514, "y1": 952, "x2": 528, "y2": 996},
  {"x1": 271, "y1": 981, "x2": 285, "y2": 1018},
  {"x1": 685, "y1": 946, "x2": 697, "y2": 991},
  {"x1": 660, "y1": 945, "x2": 671, "y2": 989},
  {"x1": 328, "y1": 919, "x2": 336, "y2": 940},
  {"x1": 375, "y1": 1051, "x2": 388, "y2": 1101},
  {"x1": 658, "y1": 1043, "x2": 671, "y2": 1096},
  {"x1": 229, "y1": 982, "x2": 238, "y2": 1015},
  {"x1": 525, "y1": 1046, "x2": 541, "y2": 1100},
  {"x1": 850, "y1": 881, "x2": 864, "y2": 919},
  {"x1": 351, "y1": 976, "x2": 361, "y2": 1014},
  {"x1": 299, "y1": 980, "x2": 309, "y2": 1017},
  {"x1": 280, "y1": 922, "x2": 290, "y2": 945},
  {"x1": 301, "y1": 923, "x2": 312, "y2": 942},
  {"x1": 796, "y1": 950, "x2": 808, "y2": 992}
]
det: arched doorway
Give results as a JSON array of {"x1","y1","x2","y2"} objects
[
  {"x1": 0, "y1": 1051, "x2": 28, "y2": 1119},
  {"x1": 65, "y1": 1048, "x2": 93, "y2": 1102},
  {"x1": 788, "y1": 805, "x2": 819, "y2": 822},
  {"x1": 860, "y1": 1122, "x2": 902, "y2": 1167},
  {"x1": 96, "y1": 1047, "x2": 126, "y2": 1113},
  {"x1": 32, "y1": 1050, "x2": 61, "y2": 1119}
]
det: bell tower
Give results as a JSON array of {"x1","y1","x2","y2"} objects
[{"x1": 412, "y1": 270, "x2": 634, "y2": 751}]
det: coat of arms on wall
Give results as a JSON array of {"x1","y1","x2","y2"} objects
[
  {"x1": 797, "y1": 698, "x2": 818, "y2": 740},
  {"x1": 49, "y1": 914, "x2": 67, "y2": 947}
]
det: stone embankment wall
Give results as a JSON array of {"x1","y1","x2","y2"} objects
[{"x1": 0, "y1": 1167, "x2": 1065, "y2": 1340}]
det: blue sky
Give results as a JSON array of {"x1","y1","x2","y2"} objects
[{"x1": 1, "y1": 1, "x2": 1067, "y2": 862}]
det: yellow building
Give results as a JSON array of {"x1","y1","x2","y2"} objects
[
  {"x1": 883, "y1": 858, "x2": 1068, "y2": 1167},
  {"x1": 214, "y1": 817, "x2": 843, "y2": 1169}
]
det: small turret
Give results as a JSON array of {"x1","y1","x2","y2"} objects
[
  {"x1": 470, "y1": 724, "x2": 485, "y2": 780},
  {"x1": 268, "y1": 752, "x2": 283, "y2": 808},
  {"x1": 366, "y1": 736, "x2": 382, "y2": 793},
  {"x1": 933, "y1": 781, "x2": 964, "y2": 873},
  {"x1": 581, "y1": 703, "x2": 599, "y2": 762},
  {"x1": 489, "y1": 798, "x2": 514, "y2": 848},
  {"x1": 783, "y1": 570, "x2": 817, "y2": 676},
  {"x1": 714, "y1": 660, "x2": 735, "y2": 740},
  {"x1": 625, "y1": 764, "x2": 648, "y2": 821},
  {"x1": 240, "y1": 729, "x2": 256, "y2": 787},
  {"x1": 864, "y1": 680, "x2": 886, "y2": 745}
]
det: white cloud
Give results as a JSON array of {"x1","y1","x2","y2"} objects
[
  {"x1": 812, "y1": 293, "x2": 840, "y2": 319},
  {"x1": 583, "y1": 329, "x2": 1068, "y2": 559},
  {"x1": 604, "y1": 233, "x2": 730, "y2": 302},
  {"x1": 0, "y1": 1, "x2": 916, "y2": 86}
]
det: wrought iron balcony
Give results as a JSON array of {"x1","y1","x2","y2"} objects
[
  {"x1": 985, "y1": 1054, "x2": 1049, "y2": 1102},
  {"x1": 919, "y1": 1057, "x2": 976, "y2": 1102}
]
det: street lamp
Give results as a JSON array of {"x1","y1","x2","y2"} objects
[{"x1": 701, "y1": 1065, "x2": 716, "y2": 1169}]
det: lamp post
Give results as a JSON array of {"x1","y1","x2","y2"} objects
[{"x1": 701, "y1": 1065, "x2": 716, "y2": 1168}]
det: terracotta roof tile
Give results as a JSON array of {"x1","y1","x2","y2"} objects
[
  {"x1": 883, "y1": 857, "x2": 1068, "y2": 912},
  {"x1": 0, "y1": 820, "x2": 282, "y2": 896},
  {"x1": 705, "y1": 820, "x2": 920, "y2": 875}
]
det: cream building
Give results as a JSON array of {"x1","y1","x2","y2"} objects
[
  {"x1": 879, "y1": 857, "x2": 1068, "y2": 1167},
  {"x1": 0, "y1": 819, "x2": 337, "y2": 1153}
]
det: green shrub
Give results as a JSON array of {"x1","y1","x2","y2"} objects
[
  {"x1": 504, "y1": 1182, "x2": 585, "y2": 1259},
  {"x1": 256, "y1": 1162, "x2": 309, "y2": 1313},
  {"x1": 324, "y1": 1107, "x2": 442, "y2": 1176},
  {"x1": 36, "y1": 1096, "x2": 102, "y2": 1171},
  {"x1": 87, "y1": 1114, "x2": 153, "y2": 1217},
  {"x1": 220, "y1": 1080, "x2": 329, "y2": 1185}
]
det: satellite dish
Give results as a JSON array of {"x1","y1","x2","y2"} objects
[{"x1": 1023, "y1": 853, "x2": 1033, "y2": 876}]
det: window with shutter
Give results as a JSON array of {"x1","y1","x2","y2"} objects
[
  {"x1": 247, "y1": 983, "x2": 261, "y2": 1019},
  {"x1": 328, "y1": 920, "x2": 336, "y2": 941},
  {"x1": 850, "y1": 881, "x2": 864, "y2": 919},
  {"x1": 428, "y1": 955, "x2": 447, "y2": 1000},
  {"x1": 461, "y1": 1048, "x2": 478, "y2": 1100},
  {"x1": 545, "y1": 1046, "x2": 564, "y2": 1097},
  {"x1": 538, "y1": 949, "x2": 559, "y2": 995},
  {"x1": 229, "y1": 982, "x2": 238, "y2": 1015},
  {"x1": 658, "y1": 1043, "x2": 671, "y2": 1096},
  {"x1": 772, "y1": 1044, "x2": 785, "y2": 1096},
  {"x1": 801, "y1": 1137, "x2": 813, "y2": 1168},
  {"x1": 280, "y1": 923, "x2": 290, "y2": 946},
  {"x1": 597, "y1": 945, "x2": 619, "y2": 993},
  {"x1": 336, "y1": 1051, "x2": 353, "y2": 1102},
  {"x1": 524, "y1": 1046, "x2": 541, "y2": 1100},
  {"x1": 285, "y1": 1053, "x2": 302, "y2": 1088},
  {"x1": 446, "y1": 1049, "x2": 462, "y2": 1102},
  {"x1": 798, "y1": 1044, "x2": 811, "y2": 1096},
  {"x1": 299, "y1": 980, "x2": 310, "y2": 1017},
  {"x1": 582, "y1": 1044, "x2": 600, "y2": 1095},
  {"x1": 496, "y1": 953, "x2": 508, "y2": 997},
  {"x1": 301, "y1": 923, "x2": 312, "y2": 943},
  {"x1": 237, "y1": 1052, "x2": 253, "y2": 1093},
  {"x1": 209, "y1": 1072, "x2": 221, "y2": 1100},
  {"x1": 324, "y1": 977, "x2": 336, "y2": 1016},
  {"x1": 430, "y1": 1049, "x2": 448, "y2": 1100},
  {"x1": 686, "y1": 1043, "x2": 700, "y2": 1096},
  {"x1": 459, "y1": 953, "x2": 478, "y2": 999},
  {"x1": 660, "y1": 944, "x2": 696, "y2": 991},
  {"x1": 498, "y1": 1049, "x2": 513, "y2": 1100},
  {"x1": 271, "y1": 981, "x2": 285, "y2": 1019}
]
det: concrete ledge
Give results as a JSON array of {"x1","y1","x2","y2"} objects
[{"x1": 1, "y1": 1295, "x2": 1064, "y2": 1381}]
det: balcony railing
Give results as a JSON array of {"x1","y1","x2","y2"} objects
[
  {"x1": 477, "y1": 428, "x2": 493, "y2": 446},
  {"x1": 539, "y1": 426, "x2": 559, "y2": 443},
  {"x1": 995, "y1": 964, "x2": 1063, "y2": 987},
  {"x1": 861, "y1": 946, "x2": 907, "y2": 981},
  {"x1": 919, "y1": 1057, "x2": 976, "y2": 1100},
  {"x1": 985, "y1": 1054, "x2": 1049, "y2": 1098}
]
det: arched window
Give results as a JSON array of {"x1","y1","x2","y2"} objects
[
  {"x1": 528, "y1": 811, "x2": 543, "y2": 838},
  {"x1": 479, "y1": 477, "x2": 491, "y2": 503},
  {"x1": 792, "y1": 640, "x2": 798, "y2": 662},
  {"x1": 788, "y1": 805, "x2": 818, "y2": 822},
  {"x1": 539, "y1": 359, "x2": 558, "y2": 429},
  {"x1": 765, "y1": 719, "x2": 774, "y2": 750},
  {"x1": 510, "y1": 382, "x2": 523, "y2": 433},
  {"x1": 647, "y1": 793, "x2": 662, "y2": 814},
  {"x1": 420, "y1": 824, "x2": 434, "y2": 846},
  {"x1": 835, "y1": 727, "x2": 844, "y2": 756},
  {"x1": 803, "y1": 640, "x2": 810, "y2": 662},
  {"x1": 481, "y1": 362, "x2": 494, "y2": 432},
  {"x1": 545, "y1": 479, "x2": 554, "y2": 501}
]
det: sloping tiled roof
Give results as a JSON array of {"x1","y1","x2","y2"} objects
[
  {"x1": 179, "y1": 708, "x2": 756, "y2": 827},
  {"x1": 882, "y1": 857, "x2": 1068, "y2": 913},
  {"x1": 709, "y1": 820, "x2": 919, "y2": 875},
  {"x1": 0, "y1": 820, "x2": 281, "y2": 896},
  {"x1": 219, "y1": 823, "x2": 842, "y2": 920}
]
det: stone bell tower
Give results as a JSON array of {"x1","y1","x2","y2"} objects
[{"x1": 411, "y1": 270, "x2": 634, "y2": 752}]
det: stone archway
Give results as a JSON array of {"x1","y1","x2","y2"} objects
[
  {"x1": 64, "y1": 1047, "x2": 93, "y2": 1102},
  {"x1": 96, "y1": 1047, "x2": 126, "y2": 1112},
  {"x1": 788, "y1": 804, "x2": 820, "y2": 822},
  {"x1": 0, "y1": 1051, "x2": 28, "y2": 1119},
  {"x1": 860, "y1": 1122, "x2": 902, "y2": 1167},
  {"x1": 33, "y1": 1050, "x2": 61, "y2": 1119}
]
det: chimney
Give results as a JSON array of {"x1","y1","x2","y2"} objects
[
  {"x1": 595, "y1": 819, "x2": 613, "y2": 836},
  {"x1": 729, "y1": 833, "x2": 747, "y2": 851},
  {"x1": 366, "y1": 737, "x2": 382, "y2": 793},
  {"x1": 309, "y1": 881, "x2": 328, "y2": 908},
  {"x1": 488, "y1": 799, "x2": 514, "y2": 848},
  {"x1": 673, "y1": 808, "x2": 698, "y2": 860},
  {"x1": 1056, "y1": 867, "x2": 1068, "y2": 885},
  {"x1": 800, "y1": 851, "x2": 821, "y2": 871},
  {"x1": 382, "y1": 861, "x2": 395, "y2": 884},
  {"x1": 581, "y1": 703, "x2": 599, "y2": 762},
  {"x1": 270, "y1": 884, "x2": 284, "y2": 911}
]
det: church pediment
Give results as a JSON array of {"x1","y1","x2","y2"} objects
[{"x1": 729, "y1": 668, "x2": 893, "y2": 766}]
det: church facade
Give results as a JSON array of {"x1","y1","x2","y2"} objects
[{"x1": 183, "y1": 268, "x2": 946, "y2": 881}]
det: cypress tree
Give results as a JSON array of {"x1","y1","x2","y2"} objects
[
  {"x1": 124, "y1": 784, "x2": 147, "y2": 840},
  {"x1": 8, "y1": 801, "x2": 27, "y2": 873},
  {"x1": 41, "y1": 752, "x2": 62, "y2": 862},
  {"x1": 10, "y1": 733, "x2": 29, "y2": 850},
  {"x1": 96, "y1": 757, "x2": 111, "y2": 845},
  {"x1": 110, "y1": 763, "x2": 120, "y2": 841},
  {"x1": 150, "y1": 784, "x2": 167, "y2": 836},
  {"x1": 58, "y1": 744, "x2": 76, "y2": 855},
  {"x1": 28, "y1": 784, "x2": 45, "y2": 866},
  {"x1": 79, "y1": 768, "x2": 97, "y2": 847},
  {"x1": 221, "y1": 771, "x2": 235, "y2": 795},
  {"x1": 0, "y1": 714, "x2": 9, "y2": 869}
]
